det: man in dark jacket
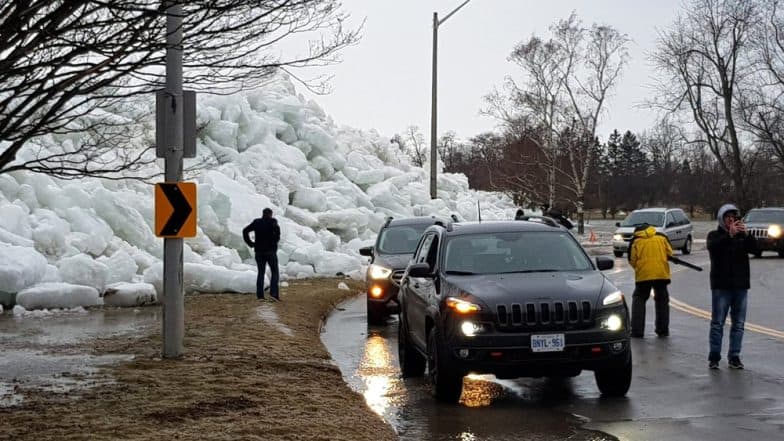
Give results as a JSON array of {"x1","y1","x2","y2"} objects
[
  {"x1": 243, "y1": 208, "x2": 281, "y2": 301},
  {"x1": 706, "y1": 204, "x2": 757, "y2": 369}
]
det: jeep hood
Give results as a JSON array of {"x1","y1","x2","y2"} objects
[
  {"x1": 373, "y1": 253, "x2": 413, "y2": 271},
  {"x1": 444, "y1": 271, "x2": 607, "y2": 306}
]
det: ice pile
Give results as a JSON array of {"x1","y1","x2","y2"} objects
[{"x1": 0, "y1": 75, "x2": 516, "y2": 311}]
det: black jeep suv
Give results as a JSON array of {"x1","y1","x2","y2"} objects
[
  {"x1": 359, "y1": 216, "x2": 450, "y2": 325},
  {"x1": 398, "y1": 220, "x2": 631, "y2": 402},
  {"x1": 743, "y1": 208, "x2": 784, "y2": 257}
]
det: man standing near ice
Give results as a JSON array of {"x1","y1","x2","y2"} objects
[{"x1": 243, "y1": 208, "x2": 281, "y2": 301}]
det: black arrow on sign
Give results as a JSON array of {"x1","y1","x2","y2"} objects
[{"x1": 159, "y1": 183, "x2": 192, "y2": 236}]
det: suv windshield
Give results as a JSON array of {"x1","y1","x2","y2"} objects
[
  {"x1": 377, "y1": 224, "x2": 430, "y2": 254},
  {"x1": 443, "y1": 231, "x2": 592, "y2": 275},
  {"x1": 620, "y1": 211, "x2": 664, "y2": 227},
  {"x1": 744, "y1": 210, "x2": 784, "y2": 224}
]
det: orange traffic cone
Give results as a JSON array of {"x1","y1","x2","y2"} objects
[{"x1": 589, "y1": 228, "x2": 597, "y2": 243}]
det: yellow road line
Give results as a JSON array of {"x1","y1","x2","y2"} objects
[{"x1": 669, "y1": 297, "x2": 784, "y2": 340}]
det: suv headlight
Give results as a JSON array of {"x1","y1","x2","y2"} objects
[
  {"x1": 768, "y1": 225, "x2": 782, "y2": 238},
  {"x1": 613, "y1": 234, "x2": 623, "y2": 241},
  {"x1": 368, "y1": 264, "x2": 392, "y2": 280},
  {"x1": 446, "y1": 297, "x2": 482, "y2": 314},
  {"x1": 602, "y1": 290, "x2": 624, "y2": 306}
]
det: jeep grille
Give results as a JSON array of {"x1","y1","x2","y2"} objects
[
  {"x1": 496, "y1": 300, "x2": 593, "y2": 331},
  {"x1": 748, "y1": 228, "x2": 768, "y2": 239}
]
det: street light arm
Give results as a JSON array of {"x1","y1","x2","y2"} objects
[{"x1": 438, "y1": 0, "x2": 471, "y2": 26}]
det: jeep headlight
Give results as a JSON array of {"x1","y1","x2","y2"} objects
[
  {"x1": 601, "y1": 314, "x2": 624, "y2": 331},
  {"x1": 602, "y1": 290, "x2": 624, "y2": 306},
  {"x1": 368, "y1": 264, "x2": 392, "y2": 280},
  {"x1": 768, "y1": 225, "x2": 782, "y2": 239},
  {"x1": 446, "y1": 297, "x2": 482, "y2": 314},
  {"x1": 613, "y1": 234, "x2": 623, "y2": 241}
]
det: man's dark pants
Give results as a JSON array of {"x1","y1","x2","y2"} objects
[
  {"x1": 255, "y1": 251, "x2": 279, "y2": 299},
  {"x1": 631, "y1": 280, "x2": 670, "y2": 336}
]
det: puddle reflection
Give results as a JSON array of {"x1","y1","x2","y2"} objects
[{"x1": 358, "y1": 333, "x2": 400, "y2": 416}]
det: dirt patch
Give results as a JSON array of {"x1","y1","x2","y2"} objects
[{"x1": 0, "y1": 279, "x2": 397, "y2": 441}]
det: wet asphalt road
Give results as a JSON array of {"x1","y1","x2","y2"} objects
[{"x1": 321, "y1": 221, "x2": 784, "y2": 441}]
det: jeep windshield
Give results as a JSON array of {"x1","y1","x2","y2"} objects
[
  {"x1": 377, "y1": 225, "x2": 430, "y2": 254},
  {"x1": 620, "y1": 211, "x2": 664, "y2": 227},
  {"x1": 443, "y1": 231, "x2": 593, "y2": 275},
  {"x1": 744, "y1": 210, "x2": 784, "y2": 224}
]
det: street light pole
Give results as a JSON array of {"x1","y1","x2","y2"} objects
[{"x1": 430, "y1": 0, "x2": 471, "y2": 200}]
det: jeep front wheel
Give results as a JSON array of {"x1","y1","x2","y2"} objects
[
  {"x1": 594, "y1": 353, "x2": 632, "y2": 397},
  {"x1": 398, "y1": 317, "x2": 426, "y2": 377},
  {"x1": 427, "y1": 328, "x2": 463, "y2": 403},
  {"x1": 613, "y1": 250, "x2": 624, "y2": 258}
]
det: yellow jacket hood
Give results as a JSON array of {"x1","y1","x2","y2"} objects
[{"x1": 629, "y1": 227, "x2": 673, "y2": 282}]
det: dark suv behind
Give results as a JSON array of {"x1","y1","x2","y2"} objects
[
  {"x1": 743, "y1": 208, "x2": 784, "y2": 257},
  {"x1": 359, "y1": 216, "x2": 449, "y2": 325},
  {"x1": 398, "y1": 220, "x2": 631, "y2": 402}
]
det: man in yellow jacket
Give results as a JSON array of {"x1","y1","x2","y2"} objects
[{"x1": 629, "y1": 224, "x2": 673, "y2": 338}]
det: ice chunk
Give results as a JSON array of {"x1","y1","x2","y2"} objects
[
  {"x1": 97, "y1": 250, "x2": 139, "y2": 285},
  {"x1": 291, "y1": 187, "x2": 327, "y2": 212},
  {"x1": 298, "y1": 123, "x2": 336, "y2": 156},
  {"x1": 103, "y1": 282, "x2": 157, "y2": 307},
  {"x1": 0, "y1": 203, "x2": 32, "y2": 238},
  {"x1": 30, "y1": 209, "x2": 70, "y2": 256},
  {"x1": 317, "y1": 209, "x2": 369, "y2": 231},
  {"x1": 0, "y1": 174, "x2": 19, "y2": 199},
  {"x1": 143, "y1": 263, "x2": 258, "y2": 295},
  {"x1": 284, "y1": 205, "x2": 319, "y2": 228},
  {"x1": 57, "y1": 254, "x2": 110, "y2": 293},
  {"x1": 0, "y1": 243, "x2": 48, "y2": 293},
  {"x1": 313, "y1": 251, "x2": 362, "y2": 276},
  {"x1": 0, "y1": 225, "x2": 35, "y2": 247},
  {"x1": 338, "y1": 282, "x2": 350, "y2": 291},
  {"x1": 16, "y1": 283, "x2": 102, "y2": 310},
  {"x1": 203, "y1": 246, "x2": 242, "y2": 268}
]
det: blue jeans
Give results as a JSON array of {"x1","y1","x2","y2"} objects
[
  {"x1": 255, "y1": 251, "x2": 279, "y2": 299},
  {"x1": 709, "y1": 289, "x2": 747, "y2": 361}
]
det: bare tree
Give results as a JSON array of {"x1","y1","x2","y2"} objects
[
  {"x1": 0, "y1": 0, "x2": 360, "y2": 179},
  {"x1": 558, "y1": 17, "x2": 629, "y2": 233},
  {"x1": 651, "y1": 0, "x2": 757, "y2": 209},
  {"x1": 483, "y1": 33, "x2": 567, "y2": 211},
  {"x1": 404, "y1": 125, "x2": 428, "y2": 167},
  {"x1": 740, "y1": 0, "x2": 784, "y2": 173},
  {"x1": 640, "y1": 117, "x2": 687, "y2": 202},
  {"x1": 485, "y1": 12, "x2": 628, "y2": 232}
]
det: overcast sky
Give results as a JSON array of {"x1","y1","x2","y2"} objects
[{"x1": 297, "y1": 0, "x2": 683, "y2": 142}]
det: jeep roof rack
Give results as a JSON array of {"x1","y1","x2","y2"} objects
[{"x1": 433, "y1": 219, "x2": 454, "y2": 232}]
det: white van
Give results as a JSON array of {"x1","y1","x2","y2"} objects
[{"x1": 612, "y1": 208, "x2": 693, "y2": 257}]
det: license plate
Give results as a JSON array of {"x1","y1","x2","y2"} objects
[{"x1": 531, "y1": 334, "x2": 565, "y2": 352}]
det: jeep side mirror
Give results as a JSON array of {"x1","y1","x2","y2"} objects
[
  {"x1": 615, "y1": 222, "x2": 621, "y2": 228},
  {"x1": 407, "y1": 262, "x2": 432, "y2": 278},
  {"x1": 359, "y1": 246, "x2": 374, "y2": 257},
  {"x1": 596, "y1": 256, "x2": 614, "y2": 271}
]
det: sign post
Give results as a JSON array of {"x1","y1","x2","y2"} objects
[{"x1": 161, "y1": 1, "x2": 185, "y2": 358}]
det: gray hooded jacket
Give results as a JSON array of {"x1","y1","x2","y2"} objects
[{"x1": 706, "y1": 204, "x2": 756, "y2": 290}]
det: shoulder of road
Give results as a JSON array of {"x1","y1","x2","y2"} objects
[{"x1": 1, "y1": 279, "x2": 397, "y2": 441}]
